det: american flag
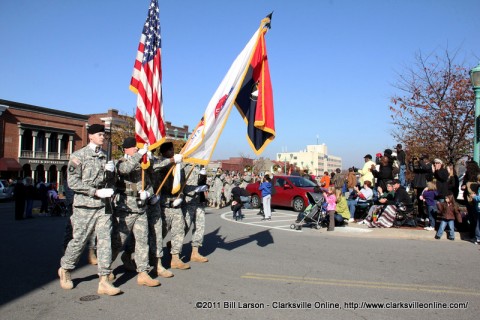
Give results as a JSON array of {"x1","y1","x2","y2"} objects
[{"x1": 130, "y1": 0, "x2": 165, "y2": 150}]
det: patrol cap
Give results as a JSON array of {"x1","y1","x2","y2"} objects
[
  {"x1": 159, "y1": 141, "x2": 174, "y2": 154},
  {"x1": 122, "y1": 137, "x2": 137, "y2": 149},
  {"x1": 87, "y1": 124, "x2": 105, "y2": 135}
]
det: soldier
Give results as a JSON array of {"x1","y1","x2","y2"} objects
[
  {"x1": 156, "y1": 141, "x2": 190, "y2": 270},
  {"x1": 183, "y1": 166, "x2": 209, "y2": 263},
  {"x1": 58, "y1": 124, "x2": 120, "y2": 296},
  {"x1": 110, "y1": 137, "x2": 160, "y2": 287},
  {"x1": 62, "y1": 175, "x2": 97, "y2": 266},
  {"x1": 213, "y1": 168, "x2": 224, "y2": 209},
  {"x1": 223, "y1": 174, "x2": 233, "y2": 207}
]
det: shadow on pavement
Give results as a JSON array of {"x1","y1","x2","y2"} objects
[
  {"x1": 0, "y1": 201, "x2": 91, "y2": 306},
  {"x1": 201, "y1": 227, "x2": 274, "y2": 257}
]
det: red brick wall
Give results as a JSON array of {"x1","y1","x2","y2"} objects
[{"x1": 2, "y1": 108, "x2": 87, "y2": 158}]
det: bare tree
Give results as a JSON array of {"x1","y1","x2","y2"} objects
[{"x1": 389, "y1": 49, "x2": 475, "y2": 164}]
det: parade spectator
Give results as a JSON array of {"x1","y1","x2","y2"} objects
[
  {"x1": 331, "y1": 168, "x2": 344, "y2": 190},
  {"x1": 13, "y1": 178, "x2": 25, "y2": 220},
  {"x1": 346, "y1": 167, "x2": 357, "y2": 192},
  {"x1": 37, "y1": 179, "x2": 49, "y2": 214},
  {"x1": 472, "y1": 174, "x2": 480, "y2": 245},
  {"x1": 461, "y1": 161, "x2": 480, "y2": 240},
  {"x1": 432, "y1": 159, "x2": 449, "y2": 201},
  {"x1": 335, "y1": 189, "x2": 350, "y2": 222},
  {"x1": 323, "y1": 186, "x2": 337, "y2": 231},
  {"x1": 349, "y1": 181, "x2": 374, "y2": 222},
  {"x1": 319, "y1": 171, "x2": 330, "y2": 188},
  {"x1": 24, "y1": 177, "x2": 35, "y2": 219},
  {"x1": 435, "y1": 194, "x2": 461, "y2": 240},
  {"x1": 358, "y1": 182, "x2": 395, "y2": 226},
  {"x1": 395, "y1": 144, "x2": 407, "y2": 187},
  {"x1": 358, "y1": 154, "x2": 375, "y2": 187},
  {"x1": 420, "y1": 181, "x2": 438, "y2": 231},
  {"x1": 259, "y1": 175, "x2": 272, "y2": 221},
  {"x1": 371, "y1": 156, "x2": 394, "y2": 193},
  {"x1": 409, "y1": 154, "x2": 432, "y2": 221},
  {"x1": 446, "y1": 164, "x2": 459, "y2": 201}
]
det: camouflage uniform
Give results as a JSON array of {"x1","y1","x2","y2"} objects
[
  {"x1": 63, "y1": 178, "x2": 96, "y2": 251},
  {"x1": 155, "y1": 156, "x2": 185, "y2": 255},
  {"x1": 183, "y1": 165, "x2": 206, "y2": 248},
  {"x1": 60, "y1": 144, "x2": 114, "y2": 276},
  {"x1": 213, "y1": 173, "x2": 224, "y2": 207},
  {"x1": 207, "y1": 176, "x2": 215, "y2": 206},
  {"x1": 144, "y1": 155, "x2": 166, "y2": 261},
  {"x1": 223, "y1": 175, "x2": 233, "y2": 205},
  {"x1": 111, "y1": 152, "x2": 153, "y2": 273}
]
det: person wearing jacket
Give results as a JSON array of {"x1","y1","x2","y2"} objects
[
  {"x1": 259, "y1": 175, "x2": 272, "y2": 221},
  {"x1": 358, "y1": 154, "x2": 375, "y2": 187}
]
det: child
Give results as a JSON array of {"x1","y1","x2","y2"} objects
[
  {"x1": 420, "y1": 181, "x2": 438, "y2": 231},
  {"x1": 259, "y1": 175, "x2": 272, "y2": 221},
  {"x1": 323, "y1": 186, "x2": 337, "y2": 231},
  {"x1": 435, "y1": 193, "x2": 461, "y2": 240}
]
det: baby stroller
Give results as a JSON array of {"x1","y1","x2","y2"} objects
[
  {"x1": 290, "y1": 192, "x2": 325, "y2": 230},
  {"x1": 48, "y1": 195, "x2": 68, "y2": 217}
]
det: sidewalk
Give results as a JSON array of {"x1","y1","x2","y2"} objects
[{"x1": 331, "y1": 219, "x2": 469, "y2": 241}]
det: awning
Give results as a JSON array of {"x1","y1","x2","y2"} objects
[{"x1": 0, "y1": 158, "x2": 22, "y2": 171}]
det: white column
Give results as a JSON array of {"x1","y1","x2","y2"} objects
[
  {"x1": 18, "y1": 128, "x2": 24, "y2": 158},
  {"x1": 32, "y1": 130, "x2": 38, "y2": 158},
  {"x1": 57, "y1": 134, "x2": 64, "y2": 159},
  {"x1": 45, "y1": 132, "x2": 51, "y2": 159},
  {"x1": 69, "y1": 136, "x2": 73, "y2": 156}
]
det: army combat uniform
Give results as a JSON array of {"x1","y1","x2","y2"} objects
[
  {"x1": 59, "y1": 144, "x2": 119, "y2": 294},
  {"x1": 155, "y1": 154, "x2": 190, "y2": 270},
  {"x1": 183, "y1": 165, "x2": 209, "y2": 262},
  {"x1": 111, "y1": 151, "x2": 160, "y2": 287}
]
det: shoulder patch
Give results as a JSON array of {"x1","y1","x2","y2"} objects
[{"x1": 70, "y1": 156, "x2": 81, "y2": 166}]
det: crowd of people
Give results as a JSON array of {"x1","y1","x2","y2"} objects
[
  {"x1": 9, "y1": 133, "x2": 480, "y2": 295},
  {"x1": 302, "y1": 144, "x2": 479, "y2": 244}
]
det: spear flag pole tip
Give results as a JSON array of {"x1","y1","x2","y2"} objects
[{"x1": 265, "y1": 11, "x2": 273, "y2": 29}]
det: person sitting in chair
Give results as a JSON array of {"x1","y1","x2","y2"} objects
[{"x1": 348, "y1": 181, "x2": 373, "y2": 221}]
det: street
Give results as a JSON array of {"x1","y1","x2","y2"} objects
[{"x1": 0, "y1": 200, "x2": 479, "y2": 320}]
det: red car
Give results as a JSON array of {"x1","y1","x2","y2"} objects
[{"x1": 245, "y1": 175, "x2": 318, "y2": 212}]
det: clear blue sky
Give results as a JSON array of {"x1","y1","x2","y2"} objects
[{"x1": 1, "y1": 0, "x2": 479, "y2": 168}]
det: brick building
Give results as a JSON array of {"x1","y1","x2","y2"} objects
[
  {"x1": 0, "y1": 99, "x2": 89, "y2": 185},
  {"x1": 0, "y1": 99, "x2": 191, "y2": 186}
]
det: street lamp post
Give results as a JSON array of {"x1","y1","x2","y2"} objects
[{"x1": 470, "y1": 63, "x2": 480, "y2": 163}]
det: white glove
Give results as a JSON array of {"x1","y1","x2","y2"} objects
[
  {"x1": 147, "y1": 150, "x2": 153, "y2": 160},
  {"x1": 139, "y1": 190, "x2": 150, "y2": 201},
  {"x1": 95, "y1": 188, "x2": 114, "y2": 198},
  {"x1": 104, "y1": 161, "x2": 115, "y2": 172},
  {"x1": 194, "y1": 185, "x2": 209, "y2": 193},
  {"x1": 138, "y1": 143, "x2": 148, "y2": 156},
  {"x1": 172, "y1": 198, "x2": 183, "y2": 207},
  {"x1": 173, "y1": 154, "x2": 183, "y2": 164}
]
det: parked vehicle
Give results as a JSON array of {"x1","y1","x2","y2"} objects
[
  {"x1": 245, "y1": 175, "x2": 317, "y2": 212},
  {"x1": 0, "y1": 179, "x2": 14, "y2": 200}
]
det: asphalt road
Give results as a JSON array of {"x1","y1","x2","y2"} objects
[{"x1": 0, "y1": 201, "x2": 479, "y2": 320}]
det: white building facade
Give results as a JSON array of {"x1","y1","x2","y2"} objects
[{"x1": 276, "y1": 144, "x2": 342, "y2": 177}]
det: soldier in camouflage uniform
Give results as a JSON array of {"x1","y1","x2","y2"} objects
[
  {"x1": 110, "y1": 137, "x2": 160, "y2": 287},
  {"x1": 58, "y1": 124, "x2": 121, "y2": 296},
  {"x1": 62, "y1": 176, "x2": 97, "y2": 265},
  {"x1": 183, "y1": 165, "x2": 209, "y2": 263},
  {"x1": 223, "y1": 174, "x2": 233, "y2": 207},
  {"x1": 156, "y1": 142, "x2": 190, "y2": 270},
  {"x1": 213, "y1": 169, "x2": 224, "y2": 209}
]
